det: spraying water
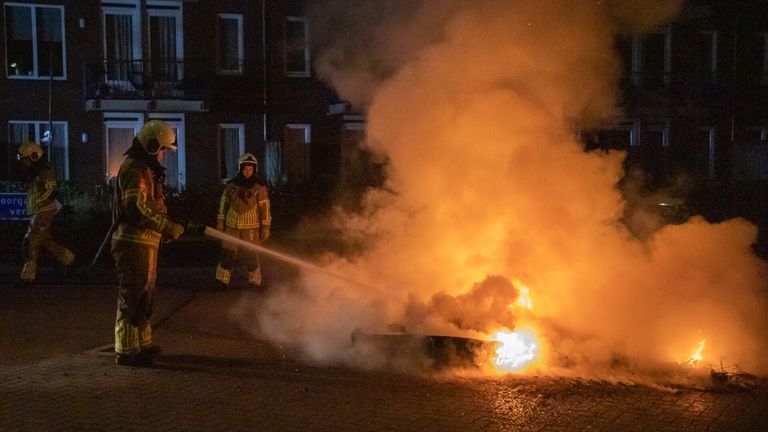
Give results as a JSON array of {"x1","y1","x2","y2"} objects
[{"x1": 202, "y1": 227, "x2": 372, "y2": 289}]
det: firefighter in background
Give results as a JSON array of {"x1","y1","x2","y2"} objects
[
  {"x1": 15, "y1": 141, "x2": 75, "y2": 288},
  {"x1": 215, "y1": 153, "x2": 271, "y2": 289},
  {"x1": 111, "y1": 120, "x2": 185, "y2": 367}
]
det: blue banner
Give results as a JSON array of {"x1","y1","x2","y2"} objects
[{"x1": 0, "y1": 193, "x2": 28, "y2": 220}]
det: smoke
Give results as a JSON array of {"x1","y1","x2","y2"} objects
[{"x1": 235, "y1": 0, "x2": 768, "y2": 378}]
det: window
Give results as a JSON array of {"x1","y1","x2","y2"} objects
[
  {"x1": 744, "y1": 32, "x2": 768, "y2": 84},
  {"x1": 285, "y1": 16, "x2": 309, "y2": 77},
  {"x1": 693, "y1": 127, "x2": 716, "y2": 179},
  {"x1": 283, "y1": 124, "x2": 311, "y2": 183},
  {"x1": 102, "y1": 1, "x2": 141, "y2": 83},
  {"x1": 104, "y1": 113, "x2": 143, "y2": 183},
  {"x1": 8, "y1": 121, "x2": 69, "y2": 179},
  {"x1": 693, "y1": 31, "x2": 718, "y2": 83},
  {"x1": 148, "y1": 1, "x2": 184, "y2": 83},
  {"x1": 734, "y1": 127, "x2": 768, "y2": 180},
  {"x1": 219, "y1": 124, "x2": 245, "y2": 180},
  {"x1": 5, "y1": 3, "x2": 66, "y2": 79},
  {"x1": 629, "y1": 31, "x2": 671, "y2": 87},
  {"x1": 217, "y1": 13, "x2": 243, "y2": 75},
  {"x1": 148, "y1": 113, "x2": 186, "y2": 189}
]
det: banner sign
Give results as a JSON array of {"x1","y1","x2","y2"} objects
[{"x1": 0, "y1": 193, "x2": 28, "y2": 220}]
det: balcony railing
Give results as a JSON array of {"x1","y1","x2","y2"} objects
[{"x1": 84, "y1": 59, "x2": 209, "y2": 100}]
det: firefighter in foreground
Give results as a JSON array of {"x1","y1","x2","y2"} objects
[
  {"x1": 15, "y1": 141, "x2": 75, "y2": 288},
  {"x1": 111, "y1": 120, "x2": 185, "y2": 367},
  {"x1": 215, "y1": 153, "x2": 271, "y2": 290}
]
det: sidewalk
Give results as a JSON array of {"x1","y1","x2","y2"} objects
[{"x1": 1, "y1": 270, "x2": 767, "y2": 431}]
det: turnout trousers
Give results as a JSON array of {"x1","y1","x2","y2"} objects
[
  {"x1": 215, "y1": 226, "x2": 261, "y2": 286},
  {"x1": 20, "y1": 209, "x2": 75, "y2": 281},
  {"x1": 112, "y1": 243, "x2": 157, "y2": 356}
]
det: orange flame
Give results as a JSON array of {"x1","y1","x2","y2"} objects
[{"x1": 683, "y1": 339, "x2": 706, "y2": 366}]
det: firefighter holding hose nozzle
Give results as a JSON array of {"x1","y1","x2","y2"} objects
[
  {"x1": 111, "y1": 120, "x2": 184, "y2": 367},
  {"x1": 215, "y1": 153, "x2": 271, "y2": 290}
]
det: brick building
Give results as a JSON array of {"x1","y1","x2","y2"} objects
[{"x1": 0, "y1": 0, "x2": 369, "y2": 203}]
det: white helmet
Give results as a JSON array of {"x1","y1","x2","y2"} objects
[
  {"x1": 17, "y1": 141, "x2": 44, "y2": 162},
  {"x1": 238, "y1": 153, "x2": 258, "y2": 172},
  {"x1": 136, "y1": 120, "x2": 177, "y2": 155}
]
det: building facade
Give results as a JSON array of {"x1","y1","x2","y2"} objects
[
  {"x1": 1, "y1": 0, "x2": 367, "y2": 202},
  {"x1": 2, "y1": 0, "x2": 766, "y2": 204},
  {"x1": 584, "y1": 0, "x2": 768, "y2": 186}
]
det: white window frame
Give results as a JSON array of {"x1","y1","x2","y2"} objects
[
  {"x1": 101, "y1": 0, "x2": 142, "y2": 60},
  {"x1": 8, "y1": 120, "x2": 69, "y2": 179},
  {"x1": 218, "y1": 123, "x2": 245, "y2": 181},
  {"x1": 285, "y1": 16, "x2": 310, "y2": 77},
  {"x1": 4, "y1": 3, "x2": 67, "y2": 80},
  {"x1": 147, "y1": 1, "x2": 184, "y2": 65},
  {"x1": 148, "y1": 112, "x2": 186, "y2": 187},
  {"x1": 101, "y1": 0, "x2": 142, "y2": 86},
  {"x1": 216, "y1": 13, "x2": 244, "y2": 75},
  {"x1": 104, "y1": 112, "x2": 143, "y2": 182}
]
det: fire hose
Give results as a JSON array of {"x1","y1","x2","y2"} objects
[
  {"x1": 93, "y1": 220, "x2": 369, "y2": 288},
  {"x1": 198, "y1": 224, "x2": 370, "y2": 288}
]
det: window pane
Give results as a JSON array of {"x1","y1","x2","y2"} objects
[
  {"x1": 107, "y1": 127, "x2": 135, "y2": 180},
  {"x1": 157, "y1": 127, "x2": 180, "y2": 189},
  {"x1": 105, "y1": 13, "x2": 134, "y2": 81},
  {"x1": 742, "y1": 33, "x2": 767, "y2": 82},
  {"x1": 283, "y1": 126, "x2": 310, "y2": 183},
  {"x1": 220, "y1": 127, "x2": 240, "y2": 179},
  {"x1": 5, "y1": 6, "x2": 34, "y2": 76},
  {"x1": 36, "y1": 7, "x2": 64, "y2": 77},
  {"x1": 150, "y1": 15, "x2": 178, "y2": 81},
  {"x1": 642, "y1": 33, "x2": 666, "y2": 88},
  {"x1": 9, "y1": 122, "x2": 35, "y2": 145},
  {"x1": 285, "y1": 19, "x2": 307, "y2": 74},
  {"x1": 218, "y1": 17, "x2": 241, "y2": 71}
]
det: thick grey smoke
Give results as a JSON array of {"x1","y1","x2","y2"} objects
[{"x1": 234, "y1": 0, "x2": 768, "y2": 378}]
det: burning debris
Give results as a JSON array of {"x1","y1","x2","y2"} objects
[
  {"x1": 228, "y1": 0, "x2": 768, "y2": 384},
  {"x1": 350, "y1": 324, "x2": 492, "y2": 370}
]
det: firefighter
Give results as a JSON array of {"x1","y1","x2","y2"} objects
[
  {"x1": 111, "y1": 120, "x2": 185, "y2": 367},
  {"x1": 215, "y1": 153, "x2": 271, "y2": 290},
  {"x1": 15, "y1": 141, "x2": 75, "y2": 288}
]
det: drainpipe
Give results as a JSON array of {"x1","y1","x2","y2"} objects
[{"x1": 262, "y1": 0, "x2": 269, "y2": 142}]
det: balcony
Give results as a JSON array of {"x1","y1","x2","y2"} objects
[{"x1": 84, "y1": 59, "x2": 210, "y2": 112}]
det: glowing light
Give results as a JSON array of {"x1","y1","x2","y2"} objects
[
  {"x1": 683, "y1": 339, "x2": 706, "y2": 366},
  {"x1": 516, "y1": 284, "x2": 533, "y2": 310},
  {"x1": 490, "y1": 328, "x2": 538, "y2": 372}
]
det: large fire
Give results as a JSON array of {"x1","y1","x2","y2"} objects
[
  {"x1": 490, "y1": 328, "x2": 539, "y2": 373},
  {"x1": 488, "y1": 281, "x2": 540, "y2": 373}
]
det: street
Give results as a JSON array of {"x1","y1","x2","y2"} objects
[{"x1": 1, "y1": 273, "x2": 767, "y2": 432}]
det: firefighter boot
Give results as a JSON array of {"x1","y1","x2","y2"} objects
[{"x1": 248, "y1": 266, "x2": 262, "y2": 291}]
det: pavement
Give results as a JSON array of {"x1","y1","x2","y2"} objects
[{"x1": 1, "y1": 259, "x2": 768, "y2": 431}]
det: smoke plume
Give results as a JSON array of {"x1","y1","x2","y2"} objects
[{"x1": 235, "y1": 0, "x2": 768, "y2": 378}]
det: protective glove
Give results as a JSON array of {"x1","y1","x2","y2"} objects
[
  {"x1": 259, "y1": 225, "x2": 271, "y2": 241},
  {"x1": 216, "y1": 219, "x2": 224, "y2": 232},
  {"x1": 167, "y1": 221, "x2": 185, "y2": 240},
  {"x1": 185, "y1": 220, "x2": 207, "y2": 236}
]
